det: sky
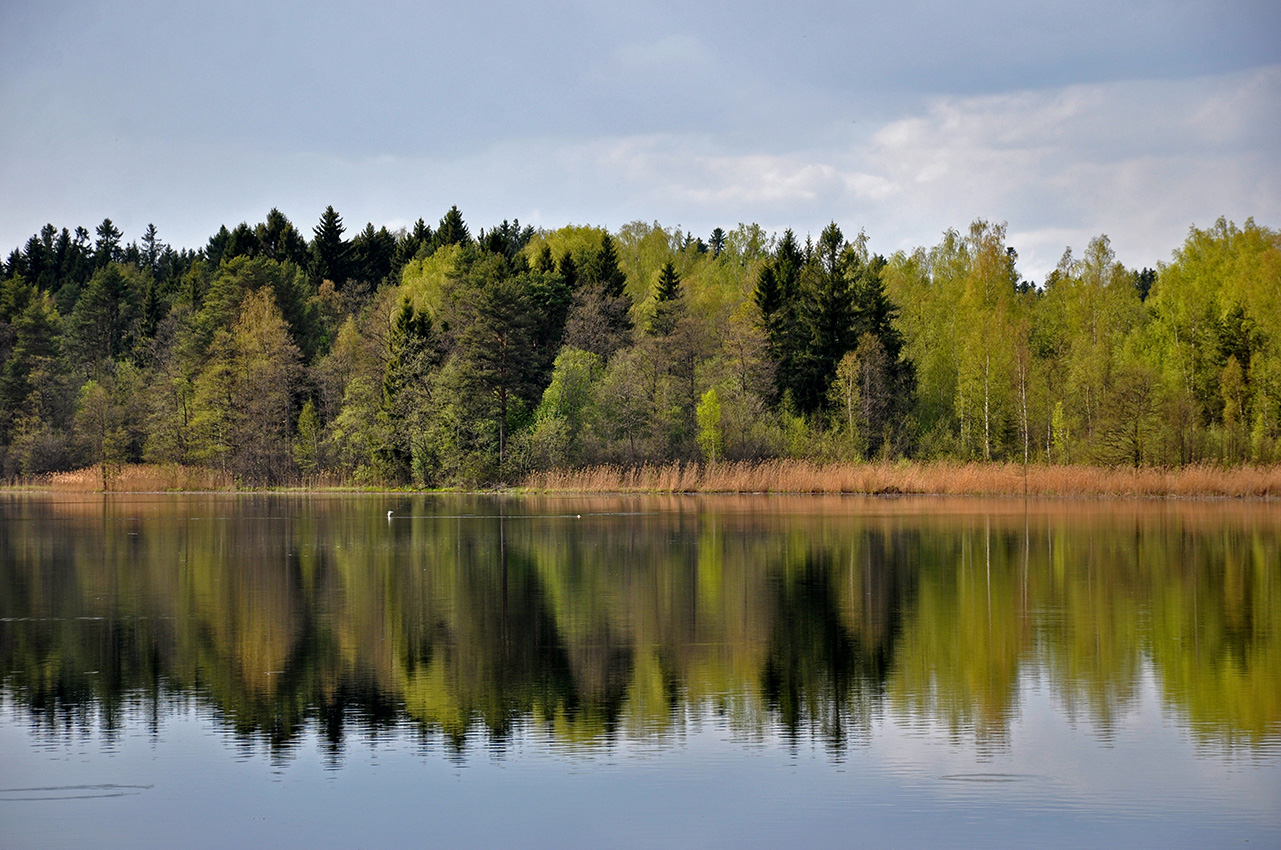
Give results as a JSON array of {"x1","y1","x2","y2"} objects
[{"x1": 2, "y1": 0, "x2": 1279, "y2": 282}]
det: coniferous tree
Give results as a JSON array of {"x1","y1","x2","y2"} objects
[
  {"x1": 310, "y1": 206, "x2": 349, "y2": 288},
  {"x1": 379, "y1": 297, "x2": 436, "y2": 479},
  {"x1": 93, "y1": 219, "x2": 123, "y2": 268},
  {"x1": 709, "y1": 228, "x2": 726, "y2": 258},
  {"x1": 434, "y1": 206, "x2": 472, "y2": 250},
  {"x1": 792, "y1": 222, "x2": 857, "y2": 414},
  {"x1": 584, "y1": 233, "x2": 627, "y2": 297},
  {"x1": 654, "y1": 261, "x2": 681, "y2": 302},
  {"x1": 755, "y1": 229, "x2": 805, "y2": 407},
  {"x1": 205, "y1": 225, "x2": 232, "y2": 267},
  {"x1": 140, "y1": 224, "x2": 163, "y2": 276},
  {"x1": 68, "y1": 263, "x2": 141, "y2": 376},
  {"x1": 648, "y1": 261, "x2": 682, "y2": 336},
  {"x1": 558, "y1": 251, "x2": 579, "y2": 290},
  {"x1": 391, "y1": 219, "x2": 433, "y2": 273},
  {"x1": 458, "y1": 265, "x2": 540, "y2": 469},
  {"x1": 227, "y1": 223, "x2": 259, "y2": 261},
  {"x1": 350, "y1": 223, "x2": 396, "y2": 287},
  {"x1": 256, "y1": 209, "x2": 309, "y2": 266},
  {"x1": 533, "y1": 244, "x2": 556, "y2": 274}
]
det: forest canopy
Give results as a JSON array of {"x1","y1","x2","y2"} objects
[{"x1": 2, "y1": 207, "x2": 1278, "y2": 485}]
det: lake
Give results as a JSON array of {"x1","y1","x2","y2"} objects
[{"x1": 1, "y1": 493, "x2": 1278, "y2": 848}]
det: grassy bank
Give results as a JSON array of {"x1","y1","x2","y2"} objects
[
  {"x1": 523, "y1": 460, "x2": 1281, "y2": 499},
  {"x1": 5, "y1": 461, "x2": 1281, "y2": 499}
]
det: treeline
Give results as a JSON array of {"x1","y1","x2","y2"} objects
[{"x1": 1, "y1": 207, "x2": 1277, "y2": 485}]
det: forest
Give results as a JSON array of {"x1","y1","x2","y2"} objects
[{"x1": 1, "y1": 206, "x2": 1278, "y2": 486}]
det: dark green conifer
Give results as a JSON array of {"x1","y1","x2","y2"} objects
[
  {"x1": 310, "y1": 206, "x2": 349, "y2": 287},
  {"x1": 435, "y1": 206, "x2": 472, "y2": 249},
  {"x1": 585, "y1": 233, "x2": 626, "y2": 298},
  {"x1": 655, "y1": 261, "x2": 681, "y2": 302}
]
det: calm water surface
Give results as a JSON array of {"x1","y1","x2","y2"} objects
[{"x1": 1, "y1": 493, "x2": 1278, "y2": 848}]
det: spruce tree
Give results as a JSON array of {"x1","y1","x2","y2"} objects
[
  {"x1": 435, "y1": 206, "x2": 472, "y2": 249},
  {"x1": 709, "y1": 227, "x2": 726, "y2": 258},
  {"x1": 654, "y1": 261, "x2": 681, "y2": 302},
  {"x1": 558, "y1": 251, "x2": 579, "y2": 290},
  {"x1": 94, "y1": 219, "x2": 122, "y2": 268},
  {"x1": 206, "y1": 225, "x2": 232, "y2": 267},
  {"x1": 585, "y1": 233, "x2": 627, "y2": 297},
  {"x1": 647, "y1": 261, "x2": 683, "y2": 336},
  {"x1": 755, "y1": 229, "x2": 805, "y2": 407},
  {"x1": 310, "y1": 205, "x2": 349, "y2": 287},
  {"x1": 350, "y1": 223, "x2": 395, "y2": 286}
]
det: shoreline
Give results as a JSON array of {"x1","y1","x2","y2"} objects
[{"x1": 4, "y1": 461, "x2": 1280, "y2": 501}]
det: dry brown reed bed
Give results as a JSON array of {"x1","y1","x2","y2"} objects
[
  {"x1": 523, "y1": 460, "x2": 1281, "y2": 500},
  {"x1": 6, "y1": 460, "x2": 1279, "y2": 499},
  {"x1": 37, "y1": 464, "x2": 234, "y2": 492},
  {"x1": 13, "y1": 464, "x2": 367, "y2": 493}
]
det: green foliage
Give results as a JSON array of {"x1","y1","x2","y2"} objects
[
  {"x1": 695, "y1": 388, "x2": 723, "y2": 463},
  {"x1": 189, "y1": 288, "x2": 302, "y2": 484},
  {"x1": 68, "y1": 263, "x2": 144, "y2": 375},
  {"x1": 1, "y1": 210, "x2": 1278, "y2": 483},
  {"x1": 293, "y1": 399, "x2": 321, "y2": 475},
  {"x1": 434, "y1": 205, "x2": 472, "y2": 250}
]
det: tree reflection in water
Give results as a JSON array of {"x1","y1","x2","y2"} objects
[{"x1": 1, "y1": 493, "x2": 1277, "y2": 761}]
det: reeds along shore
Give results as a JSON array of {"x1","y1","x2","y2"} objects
[
  {"x1": 524, "y1": 460, "x2": 1281, "y2": 499},
  {"x1": 7, "y1": 461, "x2": 1281, "y2": 499}
]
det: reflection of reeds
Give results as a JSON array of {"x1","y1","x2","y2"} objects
[{"x1": 524, "y1": 461, "x2": 1281, "y2": 498}]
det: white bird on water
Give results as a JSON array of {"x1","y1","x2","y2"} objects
[{"x1": 387, "y1": 510, "x2": 393, "y2": 520}]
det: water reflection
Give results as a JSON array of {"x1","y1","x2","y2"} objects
[{"x1": 1, "y1": 494, "x2": 1278, "y2": 761}]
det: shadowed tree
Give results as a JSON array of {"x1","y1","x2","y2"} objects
[
  {"x1": 310, "y1": 206, "x2": 350, "y2": 288},
  {"x1": 647, "y1": 261, "x2": 682, "y2": 336},
  {"x1": 459, "y1": 265, "x2": 541, "y2": 469},
  {"x1": 435, "y1": 206, "x2": 472, "y2": 250},
  {"x1": 68, "y1": 264, "x2": 142, "y2": 377},
  {"x1": 93, "y1": 219, "x2": 123, "y2": 268}
]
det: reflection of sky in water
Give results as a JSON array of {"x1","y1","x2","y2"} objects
[
  {"x1": 3, "y1": 664, "x2": 1278, "y2": 849},
  {"x1": 2, "y1": 493, "x2": 1279, "y2": 847}
]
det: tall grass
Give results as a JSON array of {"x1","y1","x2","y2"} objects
[
  {"x1": 41, "y1": 464, "x2": 234, "y2": 492},
  {"x1": 523, "y1": 460, "x2": 1281, "y2": 499},
  {"x1": 11, "y1": 460, "x2": 1281, "y2": 498}
]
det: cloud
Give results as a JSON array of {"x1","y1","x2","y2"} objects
[
  {"x1": 1, "y1": 14, "x2": 1276, "y2": 290},
  {"x1": 614, "y1": 33, "x2": 711, "y2": 73},
  {"x1": 538, "y1": 66, "x2": 1281, "y2": 281}
]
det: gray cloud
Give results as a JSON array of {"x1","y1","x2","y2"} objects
[{"x1": 2, "y1": 1, "x2": 1278, "y2": 277}]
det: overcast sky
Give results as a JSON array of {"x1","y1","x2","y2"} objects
[{"x1": 2, "y1": 0, "x2": 1278, "y2": 281}]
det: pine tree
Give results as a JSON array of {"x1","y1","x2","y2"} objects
[
  {"x1": 69, "y1": 264, "x2": 140, "y2": 376},
  {"x1": 392, "y1": 219, "x2": 432, "y2": 273},
  {"x1": 796, "y1": 222, "x2": 857, "y2": 413}
]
